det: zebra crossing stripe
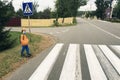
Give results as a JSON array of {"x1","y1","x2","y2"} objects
[
  {"x1": 84, "y1": 45, "x2": 107, "y2": 80},
  {"x1": 29, "y1": 43, "x2": 64, "y2": 80},
  {"x1": 92, "y1": 45, "x2": 120, "y2": 80},
  {"x1": 59, "y1": 44, "x2": 81, "y2": 80},
  {"x1": 28, "y1": 43, "x2": 120, "y2": 80},
  {"x1": 110, "y1": 45, "x2": 120, "y2": 55},
  {"x1": 99, "y1": 45, "x2": 120, "y2": 75}
]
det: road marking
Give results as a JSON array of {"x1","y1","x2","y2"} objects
[
  {"x1": 93, "y1": 45, "x2": 120, "y2": 80},
  {"x1": 88, "y1": 22, "x2": 120, "y2": 40},
  {"x1": 59, "y1": 44, "x2": 81, "y2": 80},
  {"x1": 99, "y1": 45, "x2": 120, "y2": 75},
  {"x1": 84, "y1": 45, "x2": 107, "y2": 80},
  {"x1": 29, "y1": 43, "x2": 64, "y2": 80},
  {"x1": 28, "y1": 43, "x2": 120, "y2": 80},
  {"x1": 110, "y1": 45, "x2": 120, "y2": 52},
  {"x1": 110, "y1": 45, "x2": 120, "y2": 56}
]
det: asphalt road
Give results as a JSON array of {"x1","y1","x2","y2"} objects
[{"x1": 5, "y1": 18, "x2": 120, "y2": 80}]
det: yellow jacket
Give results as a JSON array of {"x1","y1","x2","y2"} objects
[{"x1": 20, "y1": 34, "x2": 29, "y2": 46}]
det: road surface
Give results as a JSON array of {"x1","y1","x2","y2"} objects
[{"x1": 5, "y1": 18, "x2": 120, "y2": 80}]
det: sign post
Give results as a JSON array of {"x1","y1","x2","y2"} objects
[
  {"x1": 28, "y1": 16, "x2": 31, "y2": 33},
  {"x1": 22, "y1": 2, "x2": 33, "y2": 41}
]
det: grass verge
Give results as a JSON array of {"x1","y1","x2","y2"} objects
[{"x1": 0, "y1": 31, "x2": 55, "y2": 79}]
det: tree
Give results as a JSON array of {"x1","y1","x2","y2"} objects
[
  {"x1": 55, "y1": 0, "x2": 87, "y2": 23},
  {"x1": 40, "y1": 8, "x2": 51, "y2": 19},
  {"x1": 55, "y1": 0, "x2": 68, "y2": 23},
  {"x1": 31, "y1": 0, "x2": 39, "y2": 19},
  {"x1": 6, "y1": 1, "x2": 15, "y2": 18},
  {"x1": 0, "y1": 26, "x2": 16, "y2": 51},
  {"x1": 113, "y1": 0, "x2": 120, "y2": 19},
  {"x1": 70, "y1": 0, "x2": 87, "y2": 17},
  {"x1": 0, "y1": 1, "x2": 16, "y2": 51},
  {"x1": 95, "y1": 0, "x2": 109, "y2": 19},
  {"x1": 16, "y1": 7, "x2": 51, "y2": 19},
  {"x1": 15, "y1": 9, "x2": 24, "y2": 18},
  {"x1": 0, "y1": 1, "x2": 9, "y2": 26},
  {"x1": 51, "y1": 11, "x2": 56, "y2": 18},
  {"x1": 0, "y1": 0, "x2": 15, "y2": 26}
]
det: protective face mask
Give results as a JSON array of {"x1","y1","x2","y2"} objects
[{"x1": 23, "y1": 31, "x2": 26, "y2": 34}]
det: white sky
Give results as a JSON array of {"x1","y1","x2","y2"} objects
[
  {"x1": 6, "y1": 0, "x2": 117, "y2": 12},
  {"x1": 79, "y1": 0, "x2": 97, "y2": 11},
  {"x1": 79, "y1": 0, "x2": 117, "y2": 11},
  {"x1": 11, "y1": 0, "x2": 56, "y2": 11}
]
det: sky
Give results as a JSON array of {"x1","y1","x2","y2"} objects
[
  {"x1": 79, "y1": 0, "x2": 97, "y2": 11},
  {"x1": 12, "y1": 0, "x2": 56, "y2": 11},
  {"x1": 5, "y1": 0, "x2": 116, "y2": 12}
]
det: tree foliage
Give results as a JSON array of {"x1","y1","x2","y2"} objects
[
  {"x1": 0, "y1": 1, "x2": 16, "y2": 51},
  {"x1": 0, "y1": 26, "x2": 16, "y2": 51},
  {"x1": 55, "y1": 0, "x2": 87, "y2": 23},
  {"x1": 70, "y1": 0, "x2": 86, "y2": 17},
  {"x1": 15, "y1": 0, "x2": 87, "y2": 19},
  {"x1": 31, "y1": 0, "x2": 39, "y2": 19},
  {"x1": 16, "y1": 7, "x2": 51, "y2": 19},
  {"x1": 40, "y1": 8, "x2": 51, "y2": 19},
  {"x1": 15, "y1": 9, "x2": 24, "y2": 18},
  {"x1": 0, "y1": 1, "x2": 15, "y2": 26},
  {"x1": 55, "y1": 0, "x2": 86, "y2": 18},
  {"x1": 113, "y1": 0, "x2": 120, "y2": 19},
  {"x1": 95, "y1": 0, "x2": 109, "y2": 19}
]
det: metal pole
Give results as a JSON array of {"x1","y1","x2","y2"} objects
[
  {"x1": 28, "y1": 16, "x2": 31, "y2": 41},
  {"x1": 28, "y1": 16, "x2": 31, "y2": 33}
]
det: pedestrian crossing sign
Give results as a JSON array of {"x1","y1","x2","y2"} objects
[{"x1": 23, "y1": 2, "x2": 33, "y2": 16}]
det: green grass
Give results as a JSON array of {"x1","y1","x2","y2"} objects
[{"x1": 0, "y1": 31, "x2": 42, "y2": 78}]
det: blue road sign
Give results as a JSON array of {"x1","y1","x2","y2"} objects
[{"x1": 23, "y1": 2, "x2": 33, "y2": 16}]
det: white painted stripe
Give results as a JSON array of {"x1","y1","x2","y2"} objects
[
  {"x1": 29, "y1": 43, "x2": 64, "y2": 80},
  {"x1": 110, "y1": 45, "x2": 120, "y2": 54},
  {"x1": 84, "y1": 45, "x2": 107, "y2": 80},
  {"x1": 88, "y1": 21, "x2": 120, "y2": 40},
  {"x1": 99, "y1": 45, "x2": 120, "y2": 75},
  {"x1": 59, "y1": 44, "x2": 81, "y2": 80}
]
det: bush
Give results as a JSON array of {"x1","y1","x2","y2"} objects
[
  {"x1": 73, "y1": 17, "x2": 77, "y2": 24},
  {"x1": 53, "y1": 20, "x2": 59, "y2": 26},
  {"x1": 0, "y1": 26, "x2": 16, "y2": 51}
]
